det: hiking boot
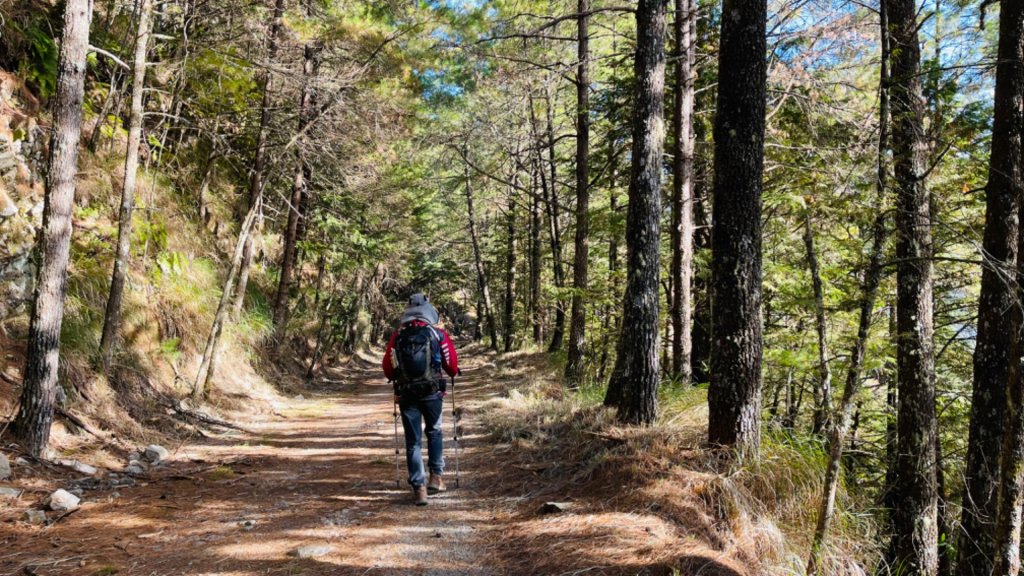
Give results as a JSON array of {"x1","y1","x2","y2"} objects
[
  {"x1": 413, "y1": 485, "x2": 428, "y2": 506},
  {"x1": 428, "y1": 473, "x2": 446, "y2": 495}
]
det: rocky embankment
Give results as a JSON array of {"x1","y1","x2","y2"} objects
[{"x1": 0, "y1": 71, "x2": 46, "y2": 322}]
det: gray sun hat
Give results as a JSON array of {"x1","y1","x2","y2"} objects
[{"x1": 400, "y1": 292, "x2": 439, "y2": 325}]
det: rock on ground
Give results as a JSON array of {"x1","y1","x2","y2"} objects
[
  {"x1": 125, "y1": 461, "x2": 146, "y2": 476},
  {"x1": 56, "y1": 459, "x2": 98, "y2": 476},
  {"x1": 46, "y1": 489, "x2": 80, "y2": 512},
  {"x1": 539, "y1": 502, "x2": 572, "y2": 515},
  {"x1": 23, "y1": 510, "x2": 46, "y2": 525},
  {"x1": 0, "y1": 486, "x2": 22, "y2": 499},
  {"x1": 144, "y1": 444, "x2": 169, "y2": 463},
  {"x1": 0, "y1": 454, "x2": 10, "y2": 480},
  {"x1": 289, "y1": 545, "x2": 334, "y2": 559}
]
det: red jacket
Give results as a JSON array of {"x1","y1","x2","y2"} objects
[{"x1": 382, "y1": 320, "x2": 458, "y2": 381}]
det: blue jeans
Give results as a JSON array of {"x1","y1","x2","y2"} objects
[{"x1": 399, "y1": 395, "x2": 444, "y2": 487}]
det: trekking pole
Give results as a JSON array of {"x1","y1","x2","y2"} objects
[
  {"x1": 450, "y1": 372, "x2": 461, "y2": 488},
  {"x1": 391, "y1": 383, "x2": 401, "y2": 489}
]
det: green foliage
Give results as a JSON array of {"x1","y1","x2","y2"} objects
[{"x1": 15, "y1": 19, "x2": 58, "y2": 98}]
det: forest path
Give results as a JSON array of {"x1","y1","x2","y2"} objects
[{"x1": 2, "y1": 349, "x2": 504, "y2": 576}]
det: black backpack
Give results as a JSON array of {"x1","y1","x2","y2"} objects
[{"x1": 394, "y1": 324, "x2": 441, "y2": 395}]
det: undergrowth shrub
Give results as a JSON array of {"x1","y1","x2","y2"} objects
[{"x1": 483, "y1": 377, "x2": 881, "y2": 575}]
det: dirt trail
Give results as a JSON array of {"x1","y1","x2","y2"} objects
[{"x1": 1, "y1": 353, "x2": 503, "y2": 576}]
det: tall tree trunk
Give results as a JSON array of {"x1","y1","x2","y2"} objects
[
  {"x1": 883, "y1": 318, "x2": 899, "y2": 513},
  {"x1": 565, "y1": 0, "x2": 591, "y2": 386},
  {"x1": 11, "y1": 0, "x2": 94, "y2": 458},
  {"x1": 995, "y1": 253, "x2": 1024, "y2": 576},
  {"x1": 99, "y1": 0, "x2": 152, "y2": 372},
  {"x1": 598, "y1": 165, "x2": 620, "y2": 382},
  {"x1": 503, "y1": 187, "x2": 518, "y2": 353},
  {"x1": 690, "y1": 162, "x2": 711, "y2": 383},
  {"x1": 193, "y1": 201, "x2": 261, "y2": 399},
  {"x1": 669, "y1": 0, "x2": 695, "y2": 384},
  {"x1": 604, "y1": 0, "x2": 667, "y2": 425},
  {"x1": 804, "y1": 215, "x2": 832, "y2": 435},
  {"x1": 530, "y1": 160, "x2": 543, "y2": 345},
  {"x1": 887, "y1": 0, "x2": 938, "y2": 571},
  {"x1": 937, "y1": 431, "x2": 953, "y2": 576},
  {"x1": 706, "y1": 0, "x2": 767, "y2": 454},
  {"x1": 544, "y1": 88, "x2": 566, "y2": 352},
  {"x1": 958, "y1": 2, "x2": 1023, "y2": 574},
  {"x1": 272, "y1": 39, "x2": 319, "y2": 335},
  {"x1": 232, "y1": 0, "x2": 286, "y2": 316},
  {"x1": 465, "y1": 160, "x2": 499, "y2": 352},
  {"x1": 806, "y1": 6, "x2": 891, "y2": 570}
]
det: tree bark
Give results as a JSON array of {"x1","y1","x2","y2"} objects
[
  {"x1": 544, "y1": 88, "x2": 566, "y2": 352},
  {"x1": 232, "y1": 0, "x2": 286, "y2": 316},
  {"x1": 11, "y1": 0, "x2": 94, "y2": 458},
  {"x1": 465, "y1": 159, "x2": 499, "y2": 352},
  {"x1": 803, "y1": 215, "x2": 832, "y2": 435},
  {"x1": 669, "y1": 0, "x2": 695, "y2": 385},
  {"x1": 598, "y1": 184, "x2": 621, "y2": 382},
  {"x1": 564, "y1": 0, "x2": 591, "y2": 386},
  {"x1": 272, "y1": 39, "x2": 319, "y2": 335},
  {"x1": 691, "y1": 162, "x2": 711, "y2": 383},
  {"x1": 530, "y1": 157, "x2": 543, "y2": 345},
  {"x1": 99, "y1": 0, "x2": 152, "y2": 372},
  {"x1": 995, "y1": 253, "x2": 1024, "y2": 576},
  {"x1": 604, "y1": 0, "x2": 667, "y2": 426},
  {"x1": 958, "y1": 2, "x2": 1023, "y2": 574},
  {"x1": 193, "y1": 201, "x2": 260, "y2": 399},
  {"x1": 503, "y1": 187, "x2": 518, "y2": 353},
  {"x1": 887, "y1": 0, "x2": 938, "y2": 571},
  {"x1": 806, "y1": 6, "x2": 891, "y2": 570},
  {"x1": 706, "y1": 0, "x2": 767, "y2": 455}
]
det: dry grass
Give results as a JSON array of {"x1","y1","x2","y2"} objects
[{"x1": 479, "y1": 373, "x2": 880, "y2": 576}]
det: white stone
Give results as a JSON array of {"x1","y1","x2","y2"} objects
[
  {"x1": 144, "y1": 444, "x2": 169, "y2": 463},
  {"x1": 124, "y1": 462, "x2": 146, "y2": 476},
  {"x1": 0, "y1": 486, "x2": 22, "y2": 499},
  {"x1": 0, "y1": 454, "x2": 10, "y2": 480},
  {"x1": 56, "y1": 459, "x2": 98, "y2": 476},
  {"x1": 46, "y1": 489, "x2": 80, "y2": 512},
  {"x1": 23, "y1": 510, "x2": 46, "y2": 525},
  {"x1": 290, "y1": 545, "x2": 333, "y2": 559}
]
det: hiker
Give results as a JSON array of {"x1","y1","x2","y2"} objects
[{"x1": 382, "y1": 293, "x2": 459, "y2": 506}]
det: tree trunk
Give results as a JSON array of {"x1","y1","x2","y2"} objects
[
  {"x1": 887, "y1": 0, "x2": 938, "y2": 570},
  {"x1": 995, "y1": 263, "x2": 1024, "y2": 576},
  {"x1": 530, "y1": 162, "x2": 543, "y2": 345},
  {"x1": 806, "y1": 6, "x2": 891, "y2": 570},
  {"x1": 604, "y1": 0, "x2": 667, "y2": 426},
  {"x1": 669, "y1": 0, "x2": 695, "y2": 385},
  {"x1": 11, "y1": 0, "x2": 94, "y2": 457},
  {"x1": 99, "y1": 0, "x2": 152, "y2": 372},
  {"x1": 465, "y1": 160, "x2": 498, "y2": 352},
  {"x1": 564, "y1": 0, "x2": 591, "y2": 387},
  {"x1": 272, "y1": 40, "x2": 319, "y2": 335},
  {"x1": 880, "y1": 305, "x2": 900, "y2": 561},
  {"x1": 193, "y1": 201, "x2": 260, "y2": 399},
  {"x1": 503, "y1": 188, "x2": 518, "y2": 353},
  {"x1": 691, "y1": 165, "x2": 711, "y2": 383},
  {"x1": 232, "y1": 0, "x2": 286, "y2": 316},
  {"x1": 936, "y1": 431, "x2": 953, "y2": 576},
  {"x1": 803, "y1": 215, "x2": 832, "y2": 435},
  {"x1": 706, "y1": 0, "x2": 767, "y2": 455},
  {"x1": 958, "y1": 2, "x2": 1023, "y2": 574},
  {"x1": 598, "y1": 175, "x2": 620, "y2": 382},
  {"x1": 197, "y1": 128, "x2": 218, "y2": 226},
  {"x1": 544, "y1": 89, "x2": 566, "y2": 352}
]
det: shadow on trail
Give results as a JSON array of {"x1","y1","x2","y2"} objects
[{"x1": 0, "y1": 349, "x2": 501, "y2": 576}]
